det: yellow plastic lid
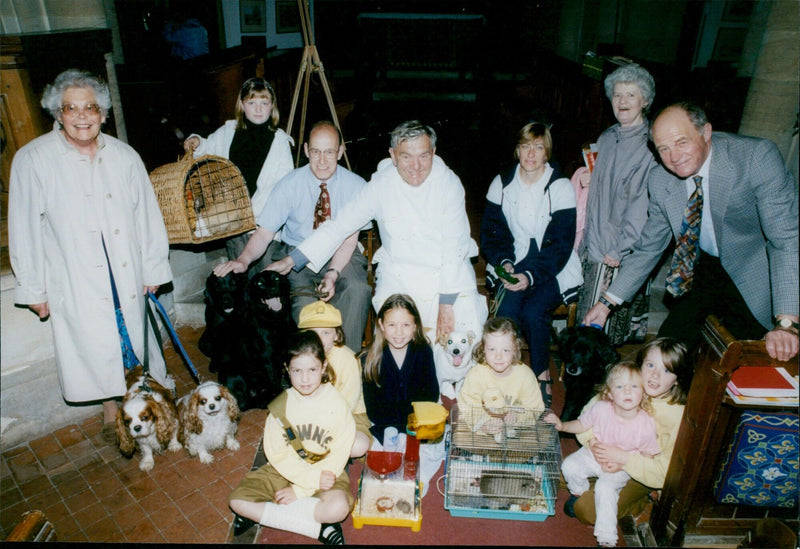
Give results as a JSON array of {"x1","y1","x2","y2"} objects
[{"x1": 411, "y1": 401, "x2": 448, "y2": 426}]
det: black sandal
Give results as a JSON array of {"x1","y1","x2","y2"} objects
[
  {"x1": 318, "y1": 522, "x2": 345, "y2": 545},
  {"x1": 231, "y1": 513, "x2": 256, "y2": 536},
  {"x1": 564, "y1": 494, "x2": 578, "y2": 517}
]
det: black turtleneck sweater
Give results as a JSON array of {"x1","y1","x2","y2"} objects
[{"x1": 228, "y1": 120, "x2": 275, "y2": 197}]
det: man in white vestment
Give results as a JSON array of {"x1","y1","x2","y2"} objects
[{"x1": 267, "y1": 120, "x2": 487, "y2": 340}]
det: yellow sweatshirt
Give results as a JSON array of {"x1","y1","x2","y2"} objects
[
  {"x1": 263, "y1": 383, "x2": 356, "y2": 498},
  {"x1": 458, "y1": 363, "x2": 545, "y2": 410},
  {"x1": 576, "y1": 396, "x2": 685, "y2": 489},
  {"x1": 327, "y1": 345, "x2": 367, "y2": 415}
]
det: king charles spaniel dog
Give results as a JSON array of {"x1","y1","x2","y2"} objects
[
  {"x1": 177, "y1": 381, "x2": 240, "y2": 463},
  {"x1": 116, "y1": 367, "x2": 181, "y2": 471}
]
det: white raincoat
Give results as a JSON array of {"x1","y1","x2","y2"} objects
[
  {"x1": 9, "y1": 124, "x2": 173, "y2": 402},
  {"x1": 297, "y1": 155, "x2": 487, "y2": 334}
]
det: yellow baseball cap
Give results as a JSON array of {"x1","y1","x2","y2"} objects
[{"x1": 298, "y1": 300, "x2": 342, "y2": 328}]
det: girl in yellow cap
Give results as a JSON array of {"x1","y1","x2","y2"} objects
[{"x1": 298, "y1": 300, "x2": 372, "y2": 458}]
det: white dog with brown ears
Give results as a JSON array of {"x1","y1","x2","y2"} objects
[
  {"x1": 116, "y1": 367, "x2": 181, "y2": 472},
  {"x1": 178, "y1": 381, "x2": 241, "y2": 463},
  {"x1": 434, "y1": 330, "x2": 478, "y2": 400}
]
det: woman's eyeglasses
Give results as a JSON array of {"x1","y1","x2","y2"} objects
[{"x1": 60, "y1": 104, "x2": 102, "y2": 116}]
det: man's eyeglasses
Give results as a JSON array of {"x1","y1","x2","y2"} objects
[
  {"x1": 60, "y1": 104, "x2": 102, "y2": 116},
  {"x1": 308, "y1": 148, "x2": 338, "y2": 160}
]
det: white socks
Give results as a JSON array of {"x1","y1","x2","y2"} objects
[{"x1": 259, "y1": 496, "x2": 321, "y2": 539}]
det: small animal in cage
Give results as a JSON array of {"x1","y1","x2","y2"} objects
[
  {"x1": 193, "y1": 202, "x2": 242, "y2": 238},
  {"x1": 471, "y1": 387, "x2": 522, "y2": 443},
  {"x1": 479, "y1": 470, "x2": 543, "y2": 509},
  {"x1": 352, "y1": 450, "x2": 423, "y2": 531},
  {"x1": 149, "y1": 153, "x2": 256, "y2": 244},
  {"x1": 188, "y1": 169, "x2": 246, "y2": 238},
  {"x1": 445, "y1": 403, "x2": 561, "y2": 521}
]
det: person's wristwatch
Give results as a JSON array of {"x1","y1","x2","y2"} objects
[
  {"x1": 773, "y1": 317, "x2": 800, "y2": 333},
  {"x1": 598, "y1": 295, "x2": 617, "y2": 310}
]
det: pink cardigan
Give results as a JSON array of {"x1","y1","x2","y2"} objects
[{"x1": 570, "y1": 167, "x2": 591, "y2": 251}]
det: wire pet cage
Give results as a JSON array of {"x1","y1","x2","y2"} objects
[
  {"x1": 149, "y1": 154, "x2": 256, "y2": 244},
  {"x1": 444, "y1": 404, "x2": 561, "y2": 521}
]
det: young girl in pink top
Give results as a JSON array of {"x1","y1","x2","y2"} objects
[{"x1": 545, "y1": 361, "x2": 660, "y2": 547}]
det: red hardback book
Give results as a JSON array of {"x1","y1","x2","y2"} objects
[{"x1": 729, "y1": 366, "x2": 799, "y2": 397}]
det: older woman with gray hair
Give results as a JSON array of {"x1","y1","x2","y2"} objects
[
  {"x1": 8, "y1": 69, "x2": 173, "y2": 442},
  {"x1": 576, "y1": 63, "x2": 658, "y2": 345}
]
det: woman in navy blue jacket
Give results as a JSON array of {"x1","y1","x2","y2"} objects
[{"x1": 480, "y1": 122, "x2": 583, "y2": 395}]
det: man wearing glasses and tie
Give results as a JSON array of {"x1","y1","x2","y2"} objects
[
  {"x1": 584, "y1": 102, "x2": 798, "y2": 362},
  {"x1": 214, "y1": 120, "x2": 370, "y2": 350}
]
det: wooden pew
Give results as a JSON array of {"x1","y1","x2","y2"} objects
[{"x1": 649, "y1": 316, "x2": 798, "y2": 547}]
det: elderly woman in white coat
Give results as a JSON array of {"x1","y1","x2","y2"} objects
[
  {"x1": 9, "y1": 69, "x2": 173, "y2": 441},
  {"x1": 184, "y1": 77, "x2": 293, "y2": 273}
]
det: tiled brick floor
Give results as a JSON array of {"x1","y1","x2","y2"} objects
[
  {"x1": 1, "y1": 322, "x2": 650, "y2": 544},
  {"x1": 0, "y1": 327, "x2": 262, "y2": 543}
]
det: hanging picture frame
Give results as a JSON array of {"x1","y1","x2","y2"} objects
[
  {"x1": 275, "y1": 0, "x2": 301, "y2": 34},
  {"x1": 240, "y1": 0, "x2": 267, "y2": 33}
]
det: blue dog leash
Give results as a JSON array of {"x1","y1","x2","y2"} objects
[{"x1": 147, "y1": 291, "x2": 201, "y2": 384}]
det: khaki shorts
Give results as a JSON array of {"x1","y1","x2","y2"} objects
[
  {"x1": 354, "y1": 412, "x2": 373, "y2": 444},
  {"x1": 230, "y1": 463, "x2": 353, "y2": 508}
]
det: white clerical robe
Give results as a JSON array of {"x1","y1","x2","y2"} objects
[{"x1": 298, "y1": 155, "x2": 487, "y2": 335}]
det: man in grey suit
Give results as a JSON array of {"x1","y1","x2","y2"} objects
[{"x1": 585, "y1": 102, "x2": 798, "y2": 362}]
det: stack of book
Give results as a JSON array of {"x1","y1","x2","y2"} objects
[{"x1": 726, "y1": 366, "x2": 799, "y2": 407}]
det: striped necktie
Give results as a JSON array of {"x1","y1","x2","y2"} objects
[{"x1": 665, "y1": 175, "x2": 703, "y2": 297}]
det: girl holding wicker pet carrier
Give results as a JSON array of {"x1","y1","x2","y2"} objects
[{"x1": 184, "y1": 77, "x2": 293, "y2": 271}]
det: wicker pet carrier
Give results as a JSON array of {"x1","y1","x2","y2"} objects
[{"x1": 149, "y1": 153, "x2": 257, "y2": 244}]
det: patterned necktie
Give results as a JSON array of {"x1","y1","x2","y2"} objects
[
  {"x1": 665, "y1": 175, "x2": 704, "y2": 297},
  {"x1": 313, "y1": 182, "x2": 331, "y2": 229}
]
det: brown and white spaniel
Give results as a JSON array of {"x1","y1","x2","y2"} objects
[
  {"x1": 177, "y1": 381, "x2": 240, "y2": 463},
  {"x1": 116, "y1": 367, "x2": 181, "y2": 471}
]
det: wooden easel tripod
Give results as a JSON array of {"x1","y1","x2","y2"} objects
[{"x1": 285, "y1": 0, "x2": 350, "y2": 169}]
